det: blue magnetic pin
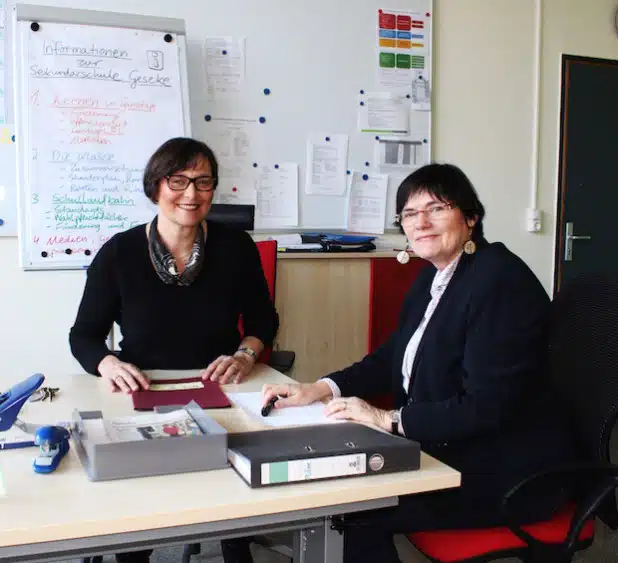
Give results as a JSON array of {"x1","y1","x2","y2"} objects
[{"x1": 33, "y1": 425, "x2": 70, "y2": 474}]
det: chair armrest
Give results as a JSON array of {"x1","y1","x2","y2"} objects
[
  {"x1": 501, "y1": 462, "x2": 618, "y2": 553},
  {"x1": 268, "y1": 350, "x2": 296, "y2": 373}
]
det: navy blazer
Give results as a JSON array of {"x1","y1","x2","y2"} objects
[{"x1": 327, "y1": 240, "x2": 575, "y2": 518}]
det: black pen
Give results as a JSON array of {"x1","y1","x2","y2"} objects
[{"x1": 261, "y1": 396, "x2": 278, "y2": 417}]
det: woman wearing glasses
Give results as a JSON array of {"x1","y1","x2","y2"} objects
[
  {"x1": 70, "y1": 136, "x2": 277, "y2": 395},
  {"x1": 256, "y1": 163, "x2": 575, "y2": 563},
  {"x1": 71, "y1": 138, "x2": 277, "y2": 563}
]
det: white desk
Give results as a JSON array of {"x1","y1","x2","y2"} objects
[{"x1": 0, "y1": 364, "x2": 460, "y2": 562}]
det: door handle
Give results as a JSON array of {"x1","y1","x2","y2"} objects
[{"x1": 564, "y1": 222, "x2": 592, "y2": 261}]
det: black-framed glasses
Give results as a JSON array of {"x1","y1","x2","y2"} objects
[{"x1": 165, "y1": 174, "x2": 216, "y2": 192}]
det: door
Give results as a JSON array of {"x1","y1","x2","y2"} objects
[{"x1": 554, "y1": 55, "x2": 618, "y2": 292}]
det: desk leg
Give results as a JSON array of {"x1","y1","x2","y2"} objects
[{"x1": 295, "y1": 517, "x2": 343, "y2": 563}]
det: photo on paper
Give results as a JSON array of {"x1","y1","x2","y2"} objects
[
  {"x1": 374, "y1": 136, "x2": 427, "y2": 173},
  {"x1": 105, "y1": 410, "x2": 203, "y2": 442},
  {"x1": 136, "y1": 418, "x2": 201, "y2": 440}
]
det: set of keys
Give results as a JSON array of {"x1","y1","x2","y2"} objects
[{"x1": 28, "y1": 386, "x2": 59, "y2": 403}]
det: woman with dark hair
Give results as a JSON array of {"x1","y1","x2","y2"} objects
[
  {"x1": 254, "y1": 163, "x2": 575, "y2": 563},
  {"x1": 70, "y1": 138, "x2": 278, "y2": 562}
]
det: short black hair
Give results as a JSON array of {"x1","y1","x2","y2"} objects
[
  {"x1": 143, "y1": 137, "x2": 219, "y2": 203},
  {"x1": 395, "y1": 163, "x2": 485, "y2": 239}
]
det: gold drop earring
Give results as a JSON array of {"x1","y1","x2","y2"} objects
[
  {"x1": 463, "y1": 221, "x2": 477, "y2": 255},
  {"x1": 397, "y1": 241, "x2": 411, "y2": 264},
  {"x1": 463, "y1": 239, "x2": 476, "y2": 254}
]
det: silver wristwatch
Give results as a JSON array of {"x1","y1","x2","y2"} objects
[
  {"x1": 237, "y1": 346, "x2": 258, "y2": 360},
  {"x1": 391, "y1": 410, "x2": 401, "y2": 435}
]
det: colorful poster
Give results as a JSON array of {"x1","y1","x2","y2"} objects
[{"x1": 376, "y1": 8, "x2": 431, "y2": 106}]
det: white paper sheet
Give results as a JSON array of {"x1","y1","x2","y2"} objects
[
  {"x1": 346, "y1": 171, "x2": 388, "y2": 234},
  {"x1": 215, "y1": 174, "x2": 257, "y2": 206},
  {"x1": 204, "y1": 37, "x2": 246, "y2": 99},
  {"x1": 255, "y1": 163, "x2": 298, "y2": 229},
  {"x1": 269, "y1": 233, "x2": 302, "y2": 246},
  {"x1": 358, "y1": 92, "x2": 410, "y2": 134},
  {"x1": 226, "y1": 391, "x2": 342, "y2": 428},
  {"x1": 206, "y1": 116, "x2": 262, "y2": 178},
  {"x1": 305, "y1": 133, "x2": 348, "y2": 196}
]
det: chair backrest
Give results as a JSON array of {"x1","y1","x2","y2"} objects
[
  {"x1": 255, "y1": 240, "x2": 277, "y2": 302},
  {"x1": 208, "y1": 203, "x2": 255, "y2": 231},
  {"x1": 549, "y1": 274, "x2": 618, "y2": 463},
  {"x1": 238, "y1": 239, "x2": 276, "y2": 363},
  {"x1": 368, "y1": 257, "x2": 429, "y2": 353}
]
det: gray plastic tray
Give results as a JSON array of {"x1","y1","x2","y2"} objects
[{"x1": 72, "y1": 401, "x2": 228, "y2": 481}]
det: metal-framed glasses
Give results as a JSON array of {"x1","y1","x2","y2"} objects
[
  {"x1": 395, "y1": 203, "x2": 453, "y2": 225},
  {"x1": 165, "y1": 174, "x2": 216, "y2": 192}
]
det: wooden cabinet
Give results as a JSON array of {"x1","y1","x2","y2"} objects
[{"x1": 273, "y1": 253, "x2": 426, "y2": 383}]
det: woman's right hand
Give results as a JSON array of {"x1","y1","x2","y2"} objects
[
  {"x1": 98, "y1": 355, "x2": 150, "y2": 394},
  {"x1": 261, "y1": 380, "x2": 333, "y2": 410}
]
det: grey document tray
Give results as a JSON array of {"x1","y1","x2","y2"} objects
[{"x1": 72, "y1": 402, "x2": 228, "y2": 481}]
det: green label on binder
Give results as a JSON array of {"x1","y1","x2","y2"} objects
[
  {"x1": 268, "y1": 461, "x2": 289, "y2": 483},
  {"x1": 261, "y1": 454, "x2": 367, "y2": 485}
]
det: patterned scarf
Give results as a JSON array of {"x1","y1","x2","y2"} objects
[{"x1": 148, "y1": 215, "x2": 206, "y2": 286}]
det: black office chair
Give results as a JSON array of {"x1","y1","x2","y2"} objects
[
  {"x1": 408, "y1": 274, "x2": 618, "y2": 562},
  {"x1": 208, "y1": 203, "x2": 255, "y2": 231}
]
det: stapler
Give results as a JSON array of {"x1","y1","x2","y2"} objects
[
  {"x1": 0, "y1": 373, "x2": 45, "y2": 431},
  {"x1": 33, "y1": 426, "x2": 70, "y2": 473}
]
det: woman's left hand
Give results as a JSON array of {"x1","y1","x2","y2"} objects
[
  {"x1": 325, "y1": 396, "x2": 389, "y2": 431},
  {"x1": 201, "y1": 352, "x2": 255, "y2": 384}
]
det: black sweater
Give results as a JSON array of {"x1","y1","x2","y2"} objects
[{"x1": 69, "y1": 222, "x2": 278, "y2": 375}]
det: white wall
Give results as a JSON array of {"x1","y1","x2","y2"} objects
[
  {"x1": 2, "y1": 0, "x2": 617, "y2": 383},
  {"x1": 433, "y1": 0, "x2": 618, "y2": 292}
]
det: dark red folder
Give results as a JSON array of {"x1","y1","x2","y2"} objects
[{"x1": 131, "y1": 378, "x2": 231, "y2": 411}]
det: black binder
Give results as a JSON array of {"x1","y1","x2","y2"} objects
[{"x1": 228, "y1": 423, "x2": 421, "y2": 488}]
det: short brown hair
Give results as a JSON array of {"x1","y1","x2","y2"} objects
[{"x1": 143, "y1": 137, "x2": 219, "y2": 203}]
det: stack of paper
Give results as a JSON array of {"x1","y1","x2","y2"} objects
[{"x1": 226, "y1": 392, "x2": 342, "y2": 428}]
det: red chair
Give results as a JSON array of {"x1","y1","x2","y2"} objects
[
  {"x1": 253, "y1": 240, "x2": 295, "y2": 372},
  {"x1": 235, "y1": 240, "x2": 294, "y2": 371},
  {"x1": 367, "y1": 256, "x2": 429, "y2": 410},
  {"x1": 368, "y1": 256, "x2": 429, "y2": 354},
  {"x1": 405, "y1": 275, "x2": 618, "y2": 563}
]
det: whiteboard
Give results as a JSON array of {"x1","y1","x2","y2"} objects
[
  {"x1": 0, "y1": 126, "x2": 18, "y2": 236},
  {"x1": 13, "y1": 4, "x2": 191, "y2": 270},
  {"x1": 194, "y1": 0, "x2": 433, "y2": 231}
]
